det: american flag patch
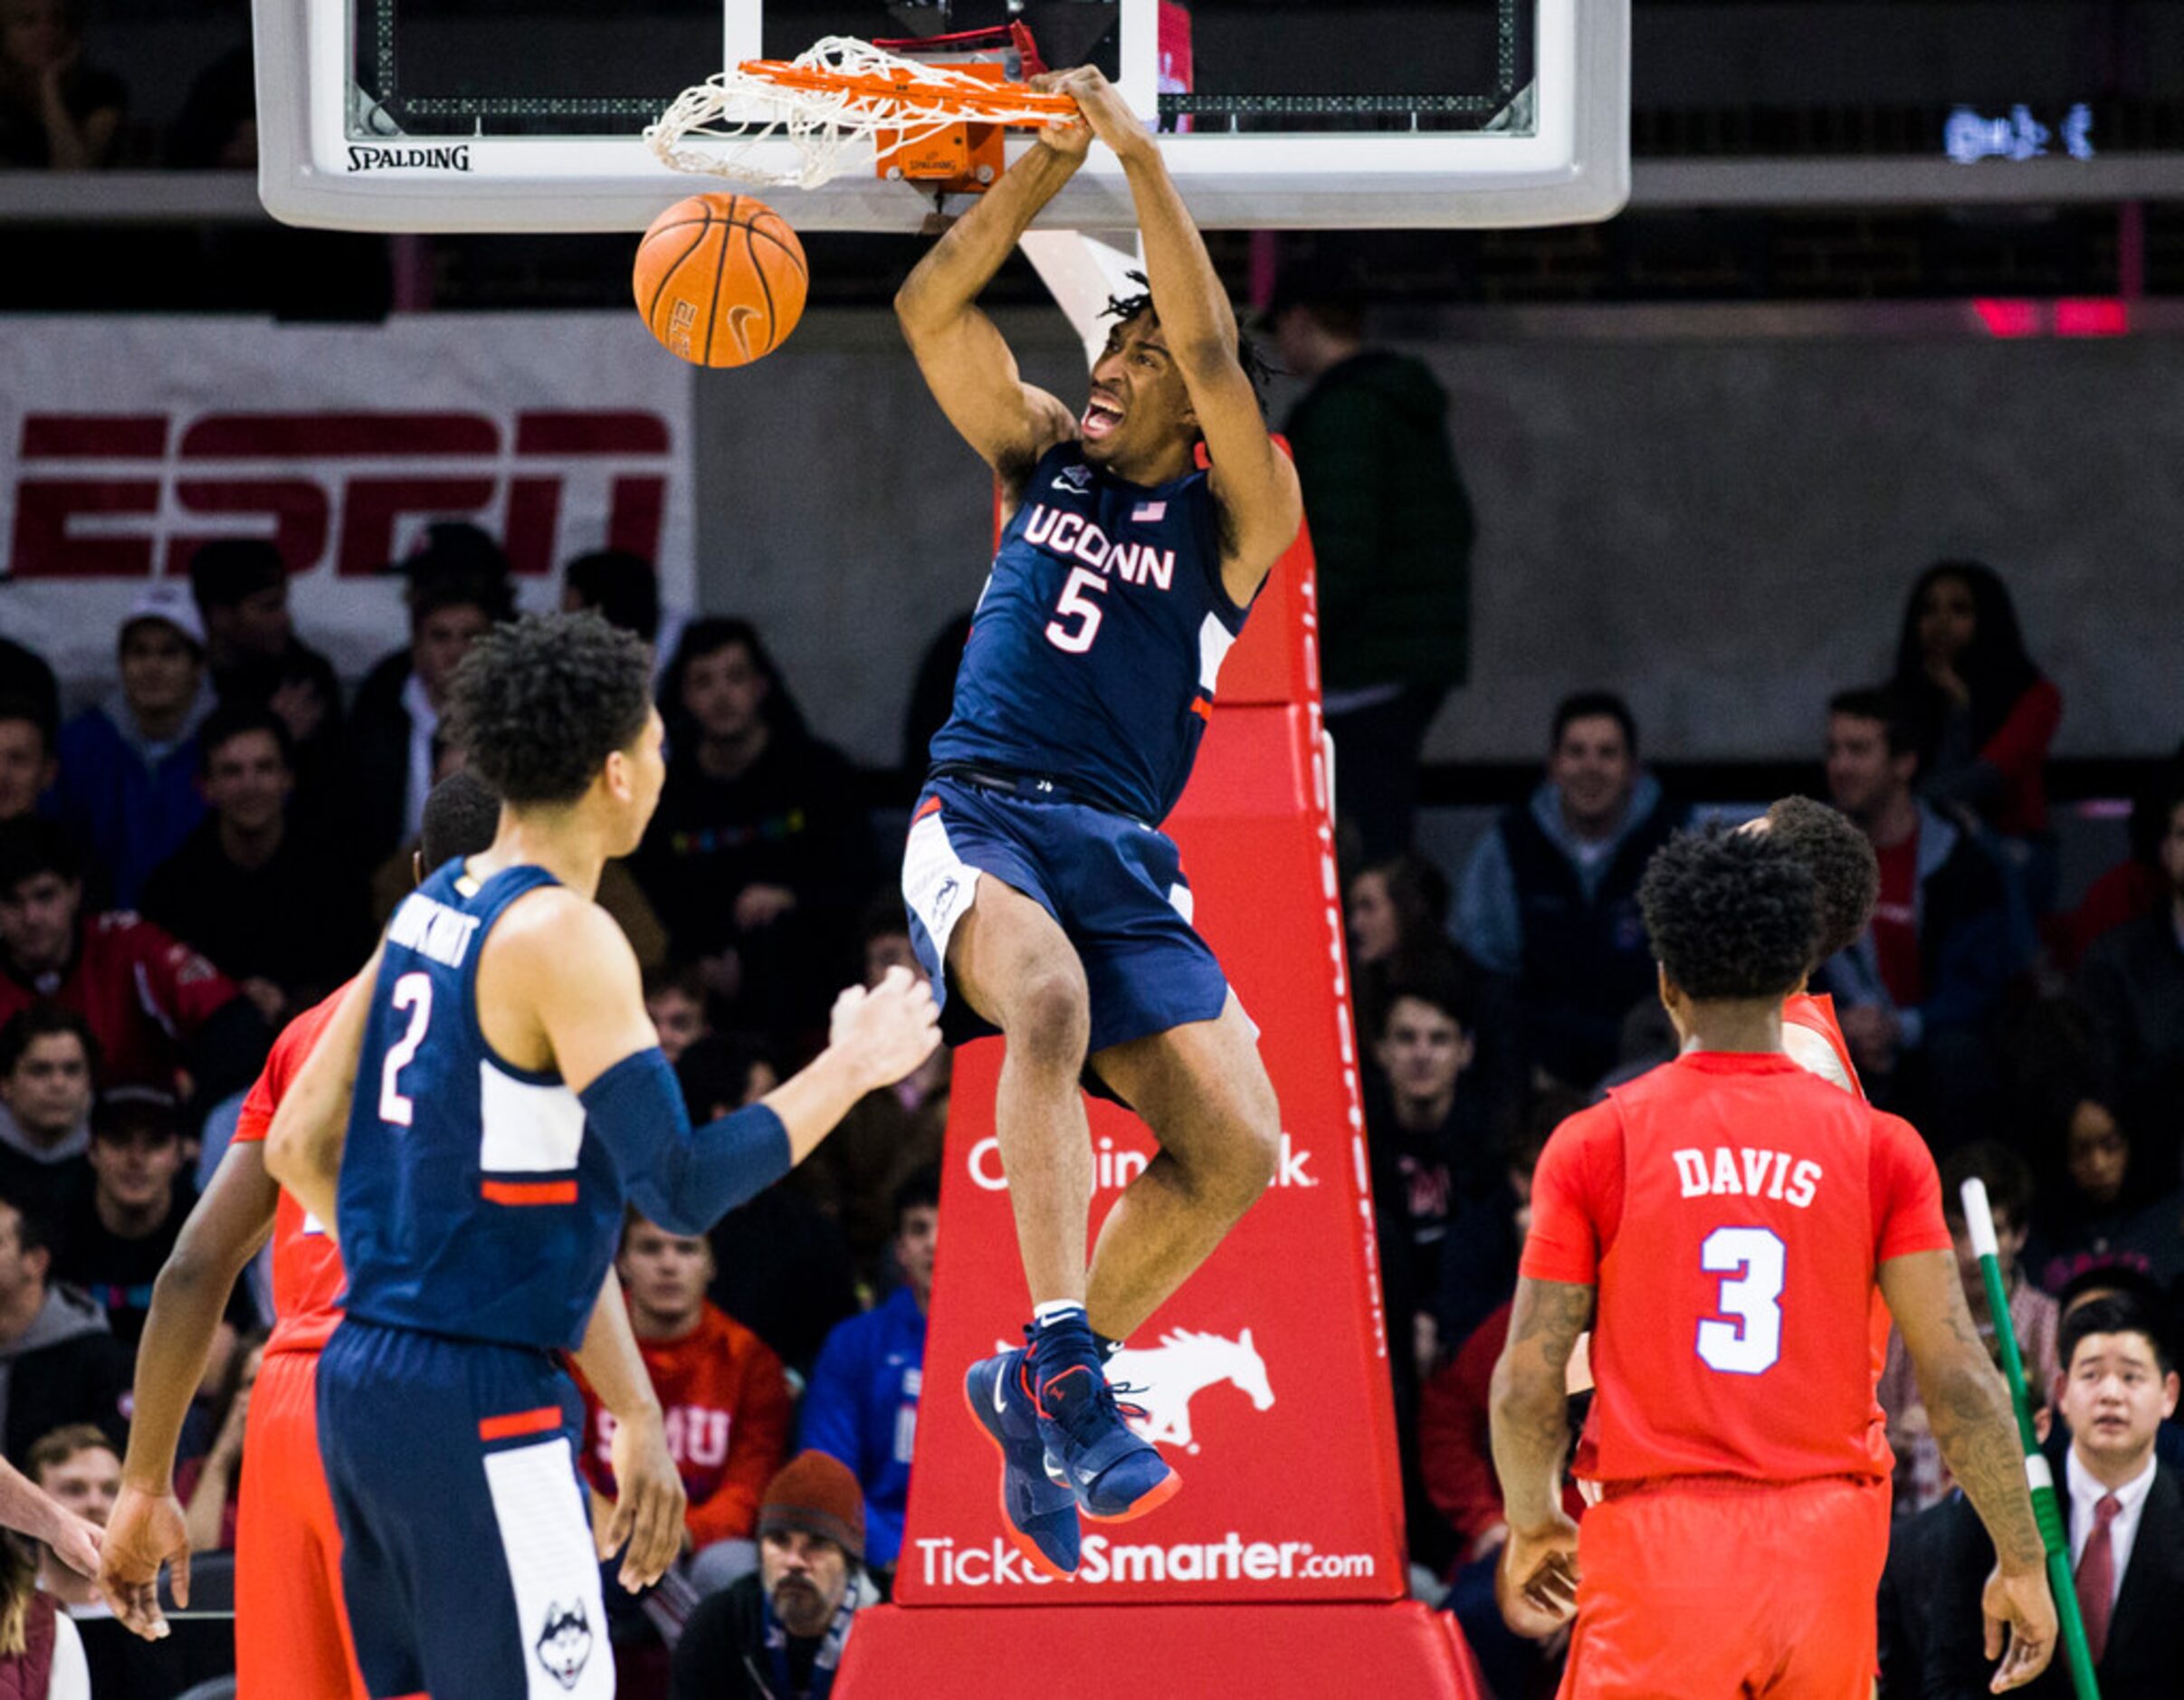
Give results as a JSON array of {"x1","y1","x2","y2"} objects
[{"x1": 1132, "y1": 501, "x2": 1166, "y2": 522}]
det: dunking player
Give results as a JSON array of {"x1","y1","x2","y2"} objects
[
  {"x1": 893, "y1": 66, "x2": 1302, "y2": 1576},
  {"x1": 1490, "y1": 826, "x2": 2055, "y2": 1696},
  {"x1": 262, "y1": 614, "x2": 939, "y2": 1698},
  {"x1": 98, "y1": 771, "x2": 688, "y2": 1694}
]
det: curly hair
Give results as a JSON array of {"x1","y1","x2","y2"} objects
[
  {"x1": 419, "y1": 769, "x2": 503, "y2": 871},
  {"x1": 443, "y1": 612, "x2": 653, "y2": 807},
  {"x1": 1761, "y1": 795, "x2": 1877, "y2": 963},
  {"x1": 1103, "y1": 271, "x2": 1273, "y2": 410},
  {"x1": 1639, "y1": 824, "x2": 1817, "y2": 1002}
]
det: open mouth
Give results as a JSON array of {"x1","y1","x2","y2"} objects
[{"x1": 1082, "y1": 395, "x2": 1125, "y2": 440}]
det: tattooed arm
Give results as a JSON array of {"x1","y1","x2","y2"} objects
[
  {"x1": 1879, "y1": 1249, "x2": 2057, "y2": 1691},
  {"x1": 1880, "y1": 1251, "x2": 2042, "y2": 1566},
  {"x1": 1488, "y1": 1276, "x2": 1594, "y2": 1633}
]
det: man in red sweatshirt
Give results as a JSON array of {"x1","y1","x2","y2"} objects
[{"x1": 580, "y1": 1212, "x2": 794, "y2": 1593}]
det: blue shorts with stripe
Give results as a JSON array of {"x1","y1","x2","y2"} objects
[
  {"x1": 900, "y1": 774, "x2": 1231, "y2": 1068},
  {"x1": 317, "y1": 1316, "x2": 610, "y2": 1700}
]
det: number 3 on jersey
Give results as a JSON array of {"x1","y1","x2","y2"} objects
[
  {"x1": 1697, "y1": 1226, "x2": 1785, "y2": 1375},
  {"x1": 378, "y1": 971, "x2": 433, "y2": 1126},
  {"x1": 1044, "y1": 567, "x2": 1107, "y2": 654}
]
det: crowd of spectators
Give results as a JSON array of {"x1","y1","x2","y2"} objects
[
  {"x1": 1324, "y1": 534, "x2": 2181, "y2": 1692},
  {"x1": 0, "y1": 479, "x2": 2176, "y2": 1700},
  {"x1": 0, "y1": 524, "x2": 950, "y2": 1696}
]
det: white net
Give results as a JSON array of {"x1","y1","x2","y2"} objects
[{"x1": 645, "y1": 35, "x2": 1069, "y2": 190}]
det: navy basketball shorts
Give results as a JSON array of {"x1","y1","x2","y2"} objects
[
  {"x1": 317, "y1": 1317, "x2": 611, "y2": 1700},
  {"x1": 901, "y1": 776, "x2": 1232, "y2": 1063}
]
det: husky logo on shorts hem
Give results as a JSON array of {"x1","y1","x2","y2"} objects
[{"x1": 535, "y1": 1600, "x2": 593, "y2": 1690}]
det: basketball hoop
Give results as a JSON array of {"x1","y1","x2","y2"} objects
[{"x1": 645, "y1": 36, "x2": 1078, "y2": 195}]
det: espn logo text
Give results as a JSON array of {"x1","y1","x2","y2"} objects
[
  {"x1": 914, "y1": 1532, "x2": 1376, "y2": 1590},
  {"x1": 5, "y1": 410, "x2": 672, "y2": 580}
]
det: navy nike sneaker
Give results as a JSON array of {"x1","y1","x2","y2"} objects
[
  {"x1": 1033, "y1": 1351, "x2": 1180, "y2": 1523},
  {"x1": 965, "y1": 1346, "x2": 1082, "y2": 1577}
]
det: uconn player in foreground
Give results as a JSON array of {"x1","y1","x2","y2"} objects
[
  {"x1": 1490, "y1": 827, "x2": 2055, "y2": 1697},
  {"x1": 264, "y1": 614, "x2": 939, "y2": 1699},
  {"x1": 893, "y1": 65, "x2": 1302, "y2": 1576},
  {"x1": 98, "y1": 774, "x2": 686, "y2": 1695}
]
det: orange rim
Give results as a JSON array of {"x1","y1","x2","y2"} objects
[{"x1": 738, "y1": 59, "x2": 1079, "y2": 123}]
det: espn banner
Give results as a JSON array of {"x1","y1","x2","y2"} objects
[
  {"x1": 0, "y1": 313, "x2": 693, "y2": 686},
  {"x1": 895, "y1": 522, "x2": 1417, "y2": 1609}
]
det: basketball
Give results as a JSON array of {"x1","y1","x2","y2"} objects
[{"x1": 633, "y1": 192, "x2": 808, "y2": 368}]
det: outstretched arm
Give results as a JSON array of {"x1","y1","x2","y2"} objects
[
  {"x1": 1050, "y1": 68, "x2": 1302, "y2": 604},
  {"x1": 894, "y1": 118, "x2": 1088, "y2": 492},
  {"x1": 0, "y1": 1462, "x2": 100, "y2": 1582},
  {"x1": 518, "y1": 902, "x2": 940, "y2": 1235},
  {"x1": 1879, "y1": 1250, "x2": 2056, "y2": 1691},
  {"x1": 1488, "y1": 1275, "x2": 1592, "y2": 1635}
]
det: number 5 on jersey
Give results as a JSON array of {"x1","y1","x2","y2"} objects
[
  {"x1": 379, "y1": 971, "x2": 433, "y2": 1125},
  {"x1": 1697, "y1": 1226, "x2": 1785, "y2": 1375},
  {"x1": 1044, "y1": 567, "x2": 1107, "y2": 654}
]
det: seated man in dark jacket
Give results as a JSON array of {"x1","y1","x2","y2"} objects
[
  {"x1": 1455, "y1": 692, "x2": 1679, "y2": 1089},
  {"x1": 670, "y1": 1451, "x2": 880, "y2": 1700}
]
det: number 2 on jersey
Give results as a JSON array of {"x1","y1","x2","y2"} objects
[
  {"x1": 1044, "y1": 567, "x2": 1108, "y2": 654},
  {"x1": 1697, "y1": 1226, "x2": 1785, "y2": 1374},
  {"x1": 378, "y1": 971, "x2": 433, "y2": 1126}
]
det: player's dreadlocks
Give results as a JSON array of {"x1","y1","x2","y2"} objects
[
  {"x1": 1102, "y1": 271, "x2": 1274, "y2": 412},
  {"x1": 445, "y1": 611, "x2": 653, "y2": 807},
  {"x1": 1639, "y1": 824, "x2": 1818, "y2": 1003}
]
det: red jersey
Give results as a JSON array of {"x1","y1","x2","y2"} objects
[
  {"x1": 0, "y1": 911, "x2": 242, "y2": 1090},
  {"x1": 1521, "y1": 1051, "x2": 1950, "y2": 1487},
  {"x1": 575, "y1": 1300, "x2": 792, "y2": 1550},
  {"x1": 1781, "y1": 991, "x2": 1862, "y2": 1099},
  {"x1": 231, "y1": 988, "x2": 349, "y2": 1358}
]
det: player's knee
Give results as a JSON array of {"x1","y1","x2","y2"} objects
[
  {"x1": 1194, "y1": 1092, "x2": 1281, "y2": 1218},
  {"x1": 1005, "y1": 964, "x2": 1091, "y2": 1068},
  {"x1": 1229, "y1": 1098, "x2": 1283, "y2": 1208}
]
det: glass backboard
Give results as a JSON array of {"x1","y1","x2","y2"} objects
[{"x1": 254, "y1": 0, "x2": 1626, "y2": 233}]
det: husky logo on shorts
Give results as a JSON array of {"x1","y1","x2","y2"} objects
[{"x1": 534, "y1": 1600, "x2": 593, "y2": 1690}]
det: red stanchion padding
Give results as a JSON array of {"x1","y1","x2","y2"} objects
[{"x1": 835, "y1": 1600, "x2": 1484, "y2": 1698}]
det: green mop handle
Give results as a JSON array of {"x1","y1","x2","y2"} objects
[{"x1": 1960, "y1": 1176, "x2": 2100, "y2": 1700}]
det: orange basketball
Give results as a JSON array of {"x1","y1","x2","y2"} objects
[{"x1": 633, "y1": 192, "x2": 807, "y2": 368}]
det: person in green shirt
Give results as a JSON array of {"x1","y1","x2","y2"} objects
[{"x1": 1270, "y1": 260, "x2": 1474, "y2": 862}]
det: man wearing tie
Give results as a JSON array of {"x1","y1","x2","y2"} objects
[
  {"x1": 2047, "y1": 1294, "x2": 2184, "y2": 1695},
  {"x1": 1879, "y1": 1293, "x2": 2184, "y2": 1697}
]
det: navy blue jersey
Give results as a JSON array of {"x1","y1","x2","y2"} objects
[
  {"x1": 928, "y1": 441, "x2": 1250, "y2": 824},
  {"x1": 337, "y1": 861, "x2": 625, "y2": 1354}
]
